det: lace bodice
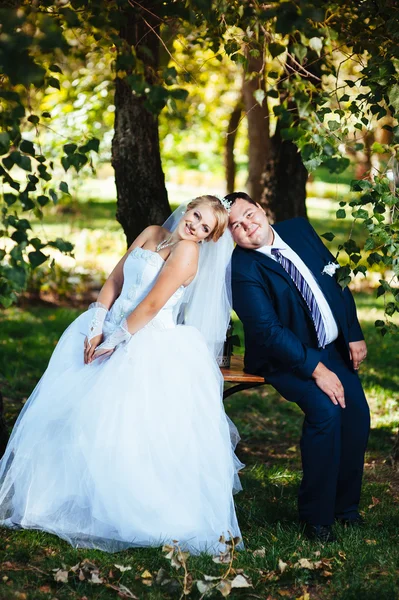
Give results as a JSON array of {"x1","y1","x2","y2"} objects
[{"x1": 104, "y1": 247, "x2": 185, "y2": 334}]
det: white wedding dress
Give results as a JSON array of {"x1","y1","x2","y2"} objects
[{"x1": 0, "y1": 247, "x2": 243, "y2": 554}]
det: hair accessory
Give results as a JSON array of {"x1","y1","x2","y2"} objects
[{"x1": 217, "y1": 196, "x2": 232, "y2": 214}]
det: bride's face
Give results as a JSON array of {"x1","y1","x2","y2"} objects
[{"x1": 177, "y1": 204, "x2": 217, "y2": 243}]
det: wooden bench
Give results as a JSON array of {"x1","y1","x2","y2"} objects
[{"x1": 221, "y1": 355, "x2": 265, "y2": 400}]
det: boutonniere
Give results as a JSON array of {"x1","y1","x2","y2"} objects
[{"x1": 322, "y1": 262, "x2": 340, "y2": 277}]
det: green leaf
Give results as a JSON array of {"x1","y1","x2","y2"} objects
[
  {"x1": 4, "y1": 193, "x2": 17, "y2": 206},
  {"x1": 49, "y1": 64, "x2": 62, "y2": 73},
  {"x1": 364, "y1": 238, "x2": 375, "y2": 251},
  {"x1": 388, "y1": 84, "x2": 399, "y2": 113},
  {"x1": 28, "y1": 250, "x2": 48, "y2": 268},
  {"x1": 292, "y1": 43, "x2": 307, "y2": 63},
  {"x1": 20, "y1": 140, "x2": 35, "y2": 155},
  {"x1": 47, "y1": 76, "x2": 60, "y2": 90},
  {"x1": 18, "y1": 155, "x2": 32, "y2": 171},
  {"x1": 375, "y1": 320, "x2": 385, "y2": 327},
  {"x1": 309, "y1": 37, "x2": 323, "y2": 56},
  {"x1": 0, "y1": 132, "x2": 10, "y2": 155},
  {"x1": 269, "y1": 42, "x2": 286, "y2": 58},
  {"x1": 59, "y1": 181, "x2": 70, "y2": 194},
  {"x1": 61, "y1": 156, "x2": 70, "y2": 172},
  {"x1": 85, "y1": 138, "x2": 100, "y2": 153},
  {"x1": 49, "y1": 189, "x2": 58, "y2": 204},
  {"x1": 11, "y1": 229, "x2": 29, "y2": 244},
  {"x1": 336, "y1": 209, "x2": 346, "y2": 219},
  {"x1": 327, "y1": 120, "x2": 340, "y2": 131},
  {"x1": 352, "y1": 209, "x2": 369, "y2": 219},
  {"x1": 385, "y1": 302, "x2": 396, "y2": 317},
  {"x1": 63, "y1": 143, "x2": 77, "y2": 155},
  {"x1": 48, "y1": 238, "x2": 74, "y2": 253},
  {"x1": 169, "y1": 88, "x2": 189, "y2": 102},
  {"x1": 37, "y1": 195, "x2": 49, "y2": 207},
  {"x1": 321, "y1": 232, "x2": 335, "y2": 242}
]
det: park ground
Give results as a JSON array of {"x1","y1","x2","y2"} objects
[{"x1": 0, "y1": 171, "x2": 399, "y2": 599}]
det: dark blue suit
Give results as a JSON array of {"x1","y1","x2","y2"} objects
[{"x1": 232, "y1": 217, "x2": 370, "y2": 525}]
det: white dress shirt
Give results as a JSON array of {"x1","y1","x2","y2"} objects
[{"x1": 256, "y1": 228, "x2": 339, "y2": 345}]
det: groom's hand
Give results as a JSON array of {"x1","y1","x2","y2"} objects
[
  {"x1": 349, "y1": 340, "x2": 367, "y2": 371},
  {"x1": 312, "y1": 362, "x2": 345, "y2": 408}
]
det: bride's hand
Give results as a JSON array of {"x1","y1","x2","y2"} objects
[
  {"x1": 92, "y1": 346, "x2": 115, "y2": 362},
  {"x1": 84, "y1": 334, "x2": 103, "y2": 364}
]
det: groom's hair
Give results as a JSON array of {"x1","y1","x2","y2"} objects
[{"x1": 223, "y1": 192, "x2": 257, "y2": 207}]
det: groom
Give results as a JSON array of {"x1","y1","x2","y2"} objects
[{"x1": 225, "y1": 192, "x2": 370, "y2": 542}]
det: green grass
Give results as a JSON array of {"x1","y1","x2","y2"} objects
[
  {"x1": 1, "y1": 178, "x2": 399, "y2": 599},
  {"x1": 0, "y1": 293, "x2": 399, "y2": 600}
]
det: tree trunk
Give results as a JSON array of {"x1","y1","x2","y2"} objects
[
  {"x1": 261, "y1": 120, "x2": 308, "y2": 223},
  {"x1": 224, "y1": 97, "x2": 243, "y2": 194},
  {"x1": 242, "y1": 48, "x2": 271, "y2": 204},
  {"x1": 260, "y1": 47, "x2": 323, "y2": 222},
  {"x1": 391, "y1": 433, "x2": 399, "y2": 470},
  {"x1": 0, "y1": 391, "x2": 9, "y2": 459},
  {"x1": 112, "y1": 3, "x2": 170, "y2": 246}
]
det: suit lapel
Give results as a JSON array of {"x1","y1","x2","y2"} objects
[
  {"x1": 238, "y1": 243, "x2": 312, "y2": 318},
  {"x1": 274, "y1": 221, "x2": 347, "y2": 335}
]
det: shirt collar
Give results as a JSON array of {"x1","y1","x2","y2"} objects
[{"x1": 256, "y1": 227, "x2": 288, "y2": 254}]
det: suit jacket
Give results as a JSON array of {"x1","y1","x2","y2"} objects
[{"x1": 232, "y1": 217, "x2": 364, "y2": 382}]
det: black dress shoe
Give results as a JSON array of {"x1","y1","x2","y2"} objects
[
  {"x1": 302, "y1": 523, "x2": 336, "y2": 543},
  {"x1": 336, "y1": 515, "x2": 365, "y2": 528}
]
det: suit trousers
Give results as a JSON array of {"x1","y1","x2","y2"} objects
[{"x1": 267, "y1": 340, "x2": 370, "y2": 525}]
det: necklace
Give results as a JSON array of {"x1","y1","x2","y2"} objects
[{"x1": 155, "y1": 236, "x2": 177, "y2": 253}]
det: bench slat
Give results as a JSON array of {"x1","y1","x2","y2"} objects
[{"x1": 221, "y1": 356, "x2": 264, "y2": 383}]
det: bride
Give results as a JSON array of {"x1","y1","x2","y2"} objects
[{"x1": 0, "y1": 195, "x2": 243, "y2": 554}]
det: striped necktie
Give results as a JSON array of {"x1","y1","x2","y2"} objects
[{"x1": 271, "y1": 248, "x2": 327, "y2": 348}]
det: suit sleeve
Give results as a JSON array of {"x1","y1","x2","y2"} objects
[
  {"x1": 232, "y1": 266, "x2": 322, "y2": 380},
  {"x1": 299, "y1": 218, "x2": 364, "y2": 343}
]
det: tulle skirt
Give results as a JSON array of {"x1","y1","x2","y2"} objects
[{"x1": 0, "y1": 312, "x2": 243, "y2": 554}]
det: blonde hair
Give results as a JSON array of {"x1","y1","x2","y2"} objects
[{"x1": 186, "y1": 195, "x2": 228, "y2": 242}]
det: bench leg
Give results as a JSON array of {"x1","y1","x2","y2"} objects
[{"x1": 223, "y1": 382, "x2": 265, "y2": 401}]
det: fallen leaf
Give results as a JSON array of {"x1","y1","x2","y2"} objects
[
  {"x1": 296, "y1": 593, "x2": 310, "y2": 600},
  {"x1": 253, "y1": 547, "x2": 266, "y2": 557},
  {"x1": 213, "y1": 554, "x2": 231, "y2": 564},
  {"x1": 231, "y1": 574, "x2": 252, "y2": 588},
  {"x1": 368, "y1": 496, "x2": 380, "y2": 509},
  {"x1": 278, "y1": 559, "x2": 288, "y2": 574},
  {"x1": 287, "y1": 446, "x2": 297, "y2": 452},
  {"x1": 278, "y1": 591, "x2": 291, "y2": 596},
  {"x1": 365, "y1": 539, "x2": 377, "y2": 545},
  {"x1": 141, "y1": 570, "x2": 152, "y2": 579},
  {"x1": 217, "y1": 579, "x2": 232, "y2": 597},
  {"x1": 13, "y1": 594, "x2": 27, "y2": 600},
  {"x1": 322, "y1": 570, "x2": 333, "y2": 577},
  {"x1": 295, "y1": 558, "x2": 315, "y2": 570},
  {"x1": 197, "y1": 580, "x2": 215, "y2": 594},
  {"x1": 39, "y1": 586, "x2": 51, "y2": 593},
  {"x1": 114, "y1": 564, "x2": 132, "y2": 572},
  {"x1": 53, "y1": 568, "x2": 69, "y2": 583},
  {"x1": 90, "y1": 572, "x2": 103, "y2": 584}
]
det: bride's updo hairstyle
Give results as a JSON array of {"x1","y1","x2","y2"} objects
[{"x1": 186, "y1": 195, "x2": 229, "y2": 242}]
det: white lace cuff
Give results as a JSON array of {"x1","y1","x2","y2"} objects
[
  {"x1": 87, "y1": 302, "x2": 108, "y2": 344},
  {"x1": 96, "y1": 319, "x2": 132, "y2": 352}
]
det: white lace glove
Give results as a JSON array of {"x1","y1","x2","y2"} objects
[
  {"x1": 94, "y1": 319, "x2": 132, "y2": 355},
  {"x1": 87, "y1": 302, "x2": 108, "y2": 347}
]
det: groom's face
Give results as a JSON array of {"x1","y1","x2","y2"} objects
[{"x1": 229, "y1": 198, "x2": 271, "y2": 249}]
